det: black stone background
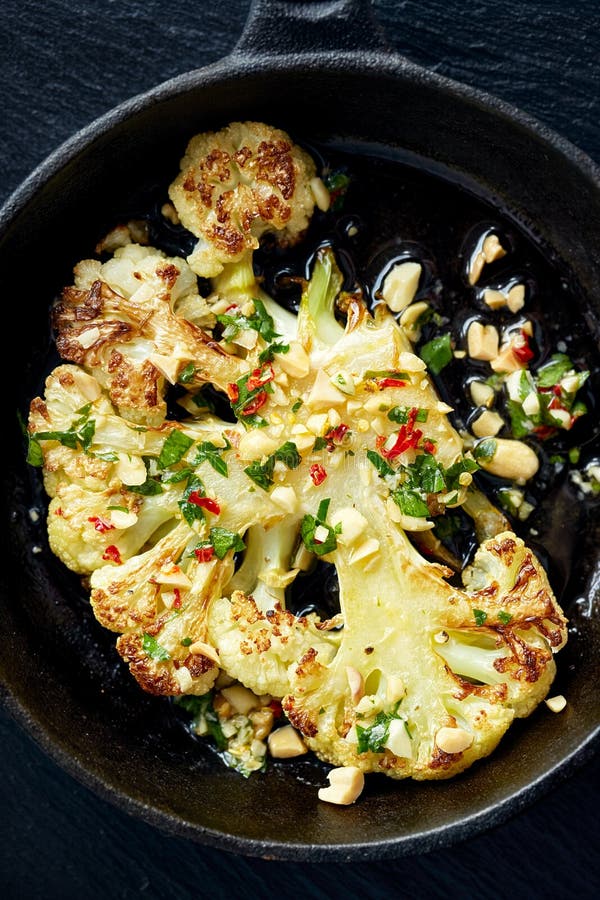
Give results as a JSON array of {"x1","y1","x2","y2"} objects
[{"x1": 1, "y1": 1, "x2": 599, "y2": 896}]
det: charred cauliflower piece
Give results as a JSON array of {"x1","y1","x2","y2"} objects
[
  {"x1": 168, "y1": 121, "x2": 318, "y2": 277},
  {"x1": 52, "y1": 243, "x2": 245, "y2": 425}
]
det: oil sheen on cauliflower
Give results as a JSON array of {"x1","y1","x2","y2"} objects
[
  {"x1": 27, "y1": 125, "x2": 568, "y2": 783},
  {"x1": 168, "y1": 121, "x2": 318, "y2": 277}
]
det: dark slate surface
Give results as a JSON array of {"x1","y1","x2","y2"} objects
[{"x1": 1, "y1": 0, "x2": 599, "y2": 895}]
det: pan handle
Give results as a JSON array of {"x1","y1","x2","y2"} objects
[{"x1": 234, "y1": 0, "x2": 390, "y2": 56}]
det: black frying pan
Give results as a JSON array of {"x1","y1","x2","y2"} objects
[{"x1": 1, "y1": 0, "x2": 599, "y2": 861}]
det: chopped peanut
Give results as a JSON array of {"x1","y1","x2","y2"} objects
[
  {"x1": 476, "y1": 437, "x2": 539, "y2": 481},
  {"x1": 545, "y1": 694, "x2": 567, "y2": 713},
  {"x1": 467, "y1": 321, "x2": 499, "y2": 361},
  {"x1": 381, "y1": 261, "x2": 422, "y2": 312},
  {"x1": 268, "y1": 725, "x2": 308, "y2": 758},
  {"x1": 435, "y1": 726, "x2": 473, "y2": 754},
  {"x1": 472, "y1": 409, "x2": 504, "y2": 438},
  {"x1": 318, "y1": 766, "x2": 365, "y2": 805}
]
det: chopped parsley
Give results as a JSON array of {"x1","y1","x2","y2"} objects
[
  {"x1": 175, "y1": 692, "x2": 227, "y2": 750},
  {"x1": 158, "y1": 431, "x2": 194, "y2": 469},
  {"x1": 30, "y1": 402, "x2": 96, "y2": 458},
  {"x1": 218, "y1": 298, "x2": 280, "y2": 343},
  {"x1": 142, "y1": 633, "x2": 170, "y2": 661},
  {"x1": 388, "y1": 406, "x2": 428, "y2": 425},
  {"x1": 192, "y1": 440, "x2": 229, "y2": 477},
  {"x1": 356, "y1": 703, "x2": 404, "y2": 754},
  {"x1": 244, "y1": 441, "x2": 301, "y2": 490},
  {"x1": 366, "y1": 449, "x2": 395, "y2": 478},
  {"x1": 301, "y1": 498, "x2": 338, "y2": 556},
  {"x1": 178, "y1": 475, "x2": 207, "y2": 525},
  {"x1": 208, "y1": 527, "x2": 245, "y2": 559},
  {"x1": 472, "y1": 608, "x2": 488, "y2": 626},
  {"x1": 497, "y1": 611, "x2": 513, "y2": 625},
  {"x1": 259, "y1": 341, "x2": 290, "y2": 363}
]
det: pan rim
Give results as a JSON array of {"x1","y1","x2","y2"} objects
[{"x1": 1, "y1": 47, "x2": 599, "y2": 860}]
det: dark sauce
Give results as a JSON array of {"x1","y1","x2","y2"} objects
[{"x1": 101, "y1": 142, "x2": 599, "y2": 658}]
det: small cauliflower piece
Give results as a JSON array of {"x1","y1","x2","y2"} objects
[
  {"x1": 52, "y1": 244, "x2": 245, "y2": 424},
  {"x1": 169, "y1": 121, "x2": 317, "y2": 277}
]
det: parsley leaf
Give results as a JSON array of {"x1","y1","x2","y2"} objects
[
  {"x1": 193, "y1": 441, "x2": 229, "y2": 477},
  {"x1": 301, "y1": 498, "x2": 338, "y2": 556},
  {"x1": 366, "y1": 449, "x2": 395, "y2": 478},
  {"x1": 209, "y1": 527, "x2": 245, "y2": 559},
  {"x1": 158, "y1": 431, "x2": 194, "y2": 469},
  {"x1": 259, "y1": 341, "x2": 290, "y2": 364},
  {"x1": 472, "y1": 608, "x2": 488, "y2": 626},
  {"x1": 498, "y1": 611, "x2": 513, "y2": 625},
  {"x1": 178, "y1": 362, "x2": 196, "y2": 384}
]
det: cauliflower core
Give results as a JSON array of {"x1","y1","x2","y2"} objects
[
  {"x1": 27, "y1": 124, "x2": 568, "y2": 789},
  {"x1": 168, "y1": 121, "x2": 318, "y2": 276}
]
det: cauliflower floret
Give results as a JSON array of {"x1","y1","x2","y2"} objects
[
  {"x1": 90, "y1": 523, "x2": 232, "y2": 696},
  {"x1": 52, "y1": 244, "x2": 245, "y2": 424},
  {"x1": 209, "y1": 591, "x2": 341, "y2": 699},
  {"x1": 168, "y1": 121, "x2": 318, "y2": 277}
]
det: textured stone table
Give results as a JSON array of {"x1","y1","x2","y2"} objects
[{"x1": 1, "y1": 1, "x2": 599, "y2": 895}]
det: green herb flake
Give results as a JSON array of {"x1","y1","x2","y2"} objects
[
  {"x1": 473, "y1": 438, "x2": 498, "y2": 462},
  {"x1": 356, "y1": 706, "x2": 403, "y2": 754},
  {"x1": 420, "y1": 333, "x2": 453, "y2": 375},
  {"x1": 472, "y1": 608, "x2": 488, "y2": 626},
  {"x1": 291, "y1": 399, "x2": 303, "y2": 413},
  {"x1": 273, "y1": 441, "x2": 301, "y2": 469},
  {"x1": 18, "y1": 411, "x2": 44, "y2": 467},
  {"x1": 536, "y1": 353, "x2": 575, "y2": 388},
  {"x1": 161, "y1": 466, "x2": 195, "y2": 484},
  {"x1": 244, "y1": 458, "x2": 275, "y2": 491},
  {"x1": 193, "y1": 441, "x2": 229, "y2": 477},
  {"x1": 569, "y1": 447, "x2": 581, "y2": 464},
  {"x1": 497, "y1": 611, "x2": 513, "y2": 625},
  {"x1": 158, "y1": 431, "x2": 194, "y2": 469},
  {"x1": 209, "y1": 527, "x2": 245, "y2": 560},
  {"x1": 180, "y1": 637, "x2": 193, "y2": 647},
  {"x1": 178, "y1": 476, "x2": 206, "y2": 525},
  {"x1": 178, "y1": 362, "x2": 196, "y2": 384},
  {"x1": 142, "y1": 633, "x2": 171, "y2": 661},
  {"x1": 387, "y1": 406, "x2": 429, "y2": 425},
  {"x1": 175, "y1": 692, "x2": 227, "y2": 751},
  {"x1": 391, "y1": 488, "x2": 430, "y2": 519},
  {"x1": 259, "y1": 341, "x2": 290, "y2": 364},
  {"x1": 301, "y1": 499, "x2": 338, "y2": 557},
  {"x1": 366, "y1": 449, "x2": 395, "y2": 478}
]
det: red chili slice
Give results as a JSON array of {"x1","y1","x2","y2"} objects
[
  {"x1": 324, "y1": 423, "x2": 349, "y2": 445},
  {"x1": 377, "y1": 377, "x2": 407, "y2": 389},
  {"x1": 310, "y1": 463, "x2": 328, "y2": 485},
  {"x1": 382, "y1": 425, "x2": 423, "y2": 459},
  {"x1": 512, "y1": 331, "x2": 535, "y2": 364},
  {"x1": 422, "y1": 439, "x2": 437, "y2": 454},
  {"x1": 172, "y1": 588, "x2": 182, "y2": 610},
  {"x1": 88, "y1": 516, "x2": 115, "y2": 533},
  {"x1": 187, "y1": 491, "x2": 221, "y2": 516},
  {"x1": 226, "y1": 383, "x2": 239, "y2": 402},
  {"x1": 241, "y1": 391, "x2": 267, "y2": 416},
  {"x1": 102, "y1": 545, "x2": 122, "y2": 564},
  {"x1": 194, "y1": 546, "x2": 215, "y2": 563},
  {"x1": 246, "y1": 363, "x2": 275, "y2": 392}
]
